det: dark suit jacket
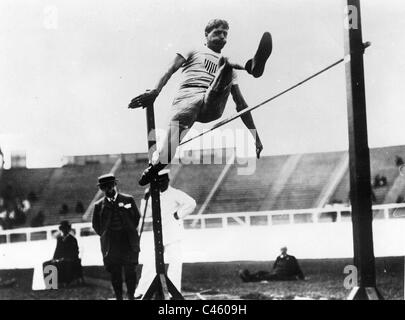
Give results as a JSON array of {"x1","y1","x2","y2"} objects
[
  {"x1": 272, "y1": 254, "x2": 305, "y2": 280},
  {"x1": 53, "y1": 234, "x2": 79, "y2": 261},
  {"x1": 92, "y1": 193, "x2": 141, "y2": 259}
]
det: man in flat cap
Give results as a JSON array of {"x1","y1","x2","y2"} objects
[{"x1": 92, "y1": 173, "x2": 141, "y2": 300}]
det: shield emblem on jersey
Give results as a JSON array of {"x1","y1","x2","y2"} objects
[{"x1": 204, "y1": 58, "x2": 218, "y2": 75}]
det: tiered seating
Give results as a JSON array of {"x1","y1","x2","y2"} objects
[
  {"x1": 331, "y1": 171, "x2": 350, "y2": 204},
  {"x1": 0, "y1": 168, "x2": 56, "y2": 227},
  {"x1": 370, "y1": 146, "x2": 405, "y2": 203},
  {"x1": 40, "y1": 163, "x2": 113, "y2": 225},
  {"x1": 1, "y1": 168, "x2": 55, "y2": 201},
  {"x1": 113, "y1": 160, "x2": 149, "y2": 209},
  {"x1": 273, "y1": 152, "x2": 343, "y2": 210},
  {"x1": 332, "y1": 146, "x2": 405, "y2": 204},
  {"x1": 172, "y1": 163, "x2": 227, "y2": 213},
  {"x1": 80, "y1": 159, "x2": 150, "y2": 223},
  {"x1": 2, "y1": 145, "x2": 405, "y2": 228},
  {"x1": 206, "y1": 156, "x2": 289, "y2": 213}
]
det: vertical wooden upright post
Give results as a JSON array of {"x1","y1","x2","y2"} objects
[
  {"x1": 343, "y1": 0, "x2": 382, "y2": 300},
  {"x1": 142, "y1": 104, "x2": 184, "y2": 300}
]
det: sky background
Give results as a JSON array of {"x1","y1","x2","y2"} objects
[{"x1": 0, "y1": 0, "x2": 405, "y2": 168}]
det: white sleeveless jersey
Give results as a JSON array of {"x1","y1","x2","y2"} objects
[{"x1": 177, "y1": 44, "x2": 237, "y2": 89}]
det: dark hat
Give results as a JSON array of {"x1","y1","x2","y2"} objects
[
  {"x1": 59, "y1": 220, "x2": 72, "y2": 231},
  {"x1": 97, "y1": 173, "x2": 118, "y2": 186}
]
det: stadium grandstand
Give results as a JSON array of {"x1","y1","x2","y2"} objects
[
  {"x1": 1, "y1": 146, "x2": 405, "y2": 300},
  {"x1": 1, "y1": 146, "x2": 405, "y2": 229}
]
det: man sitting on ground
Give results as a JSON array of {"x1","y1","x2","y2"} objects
[{"x1": 239, "y1": 246, "x2": 305, "y2": 282}]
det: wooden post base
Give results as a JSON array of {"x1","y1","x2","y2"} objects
[
  {"x1": 347, "y1": 286, "x2": 384, "y2": 300},
  {"x1": 142, "y1": 273, "x2": 184, "y2": 300}
]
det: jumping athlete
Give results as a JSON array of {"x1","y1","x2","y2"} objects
[{"x1": 129, "y1": 19, "x2": 272, "y2": 185}]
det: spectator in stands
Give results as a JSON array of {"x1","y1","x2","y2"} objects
[
  {"x1": 0, "y1": 212, "x2": 11, "y2": 230},
  {"x1": 239, "y1": 246, "x2": 305, "y2": 282},
  {"x1": 395, "y1": 156, "x2": 404, "y2": 167},
  {"x1": 92, "y1": 173, "x2": 141, "y2": 300},
  {"x1": 0, "y1": 201, "x2": 6, "y2": 229},
  {"x1": 0, "y1": 187, "x2": 27, "y2": 228},
  {"x1": 373, "y1": 174, "x2": 387, "y2": 188},
  {"x1": 14, "y1": 209, "x2": 26, "y2": 226},
  {"x1": 30, "y1": 210, "x2": 45, "y2": 228},
  {"x1": 371, "y1": 187, "x2": 377, "y2": 203},
  {"x1": 380, "y1": 176, "x2": 387, "y2": 187},
  {"x1": 27, "y1": 191, "x2": 38, "y2": 203},
  {"x1": 2, "y1": 184, "x2": 15, "y2": 204},
  {"x1": 22, "y1": 199, "x2": 31, "y2": 213},
  {"x1": 0, "y1": 209, "x2": 6, "y2": 230},
  {"x1": 43, "y1": 220, "x2": 83, "y2": 287},
  {"x1": 134, "y1": 169, "x2": 196, "y2": 299},
  {"x1": 373, "y1": 174, "x2": 380, "y2": 188},
  {"x1": 75, "y1": 201, "x2": 84, "y2": 214},
  {"x1": 59, "y1": 203, "x2": 69, "y2": 215},
  {"x1": 12, "y1": 198, "x2": 26, "y2": 226}
]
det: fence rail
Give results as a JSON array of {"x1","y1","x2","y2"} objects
[{"x1": 1, "y1": 203, "x2": 405, "y2": 245}]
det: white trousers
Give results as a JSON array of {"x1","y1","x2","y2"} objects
[{"x1": 135, "y1": 241, "x2": 183, "y2": 296}]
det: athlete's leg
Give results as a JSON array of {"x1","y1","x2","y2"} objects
[
  {"x1": 200, "y1": 32, "x2": 273, "y2": 122},
  {"x1": 197, "y1": 58, "x2": 234, "y2": 123},
  {"x1": 245, "y1": 32, "x2": 273, "y2": 78},
  {"x1": 209, "y1": 57, "x2": 234, "y2": 93},
  {"x1": 154, "y1": 122, "x2": 190, "y2": 166},
  {"x1": 139, "y1": 95, "x2": 203, "y2": 186}
]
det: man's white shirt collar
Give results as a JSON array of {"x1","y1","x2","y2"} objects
[{"x1": 107, "y1": 192, "x2": 118, "y2": 203}]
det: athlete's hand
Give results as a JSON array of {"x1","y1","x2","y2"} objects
[
  {"x1": 129, "y1": 89, "x2": 159, "y2": 109},
  {"x1": 256, "y1": 140, "x2": 263, "y2": 159}
]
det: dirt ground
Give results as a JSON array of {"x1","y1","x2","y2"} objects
[{"x1": 0, "y1": 257, "x2": 403, "y2": 300}]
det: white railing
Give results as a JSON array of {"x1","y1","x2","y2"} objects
[
  {"x1": 1, "y1": 203, "x2": 405, "y2": 245},
  {"x1": 183, "y1": 202, "x2": 405, "y2": 227}
]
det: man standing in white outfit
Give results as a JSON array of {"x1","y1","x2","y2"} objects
[{"x1": 135, "y1": 169, "x2": 196, "y2": 299}]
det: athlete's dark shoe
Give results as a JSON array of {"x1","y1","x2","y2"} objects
[{"x1": 245, "y1": 32, "x2": 273, "y2": 78}]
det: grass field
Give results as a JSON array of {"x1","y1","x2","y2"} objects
[{"x1": 0, "y1": 257, "x2": 403, "y2": 300}]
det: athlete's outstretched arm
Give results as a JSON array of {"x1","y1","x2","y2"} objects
[
  {"x1": 231, "y1": 84, "x2": 263, "y2": 159},
  {"x1": 129, "y1": 54, "x2": 185, "y2": 109},
  {"x1": 152, "y1": 54, "x2": 186, "y2": 94}
]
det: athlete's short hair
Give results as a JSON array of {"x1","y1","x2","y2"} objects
[{"x1": 204, "y1": 19, "x2": 229, "y2": 35}]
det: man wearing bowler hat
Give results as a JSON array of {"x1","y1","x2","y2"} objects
[
  {"x1": 92, "y1": 173, "x2": 141, "y2": 300},
  {"x1": 239, "y1": 246, "x2": 305, "y2": 282}
]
